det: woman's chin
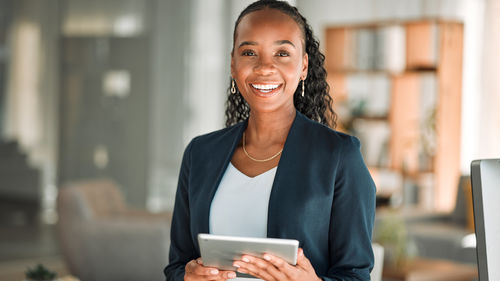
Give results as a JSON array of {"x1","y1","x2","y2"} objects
[{"x1": 246, "y1": 100, "x2": 295, "y2": 115}]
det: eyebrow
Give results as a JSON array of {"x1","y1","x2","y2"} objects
[{"x1": 238, "y1": 40, "x2": 296, "y2": 48}]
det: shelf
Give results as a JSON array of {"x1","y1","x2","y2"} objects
[
  {"x1": 328, "y1": 69, "x2": 396, "y2": 75},
  {"x1": 351, "y1": 115, "x2": 388, "y2": 121},
  {"x1": 325, "y1": 19, "x2": 463, "y2": 211}
]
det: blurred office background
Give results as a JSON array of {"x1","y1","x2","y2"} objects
[{"x1": 0, "y1": 0, "x2": 499, "y2": 280}]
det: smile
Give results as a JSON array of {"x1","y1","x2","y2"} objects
[{"x1": 250, "y1": 83, "x2": 282, "y2": 96}]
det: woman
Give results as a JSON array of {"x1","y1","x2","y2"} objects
[{"x1": 164, "y1": 1, "x2": 376, "y2": 280}]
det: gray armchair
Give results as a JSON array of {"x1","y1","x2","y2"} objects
[
  {"x1": 403, "y1": 176, "x2": 476, "y2": 264},
  {"x1": 56, "y1": 178, "x2": 172, "y2": 281}
]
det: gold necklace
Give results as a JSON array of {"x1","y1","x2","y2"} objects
[{"x1": 242, "y1": 132, "x2": 284, "y2": 162}]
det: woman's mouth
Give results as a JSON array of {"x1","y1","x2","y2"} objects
[{"x1": 250, "y1": 83, "x2": 282, "y2": 97}]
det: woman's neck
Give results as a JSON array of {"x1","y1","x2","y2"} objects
[{"x1": 245, "y1": 107, "x2": 296, "y2": 148}]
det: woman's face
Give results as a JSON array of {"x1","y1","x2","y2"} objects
[{"x1": 231, "y1": 8, "x2": 308, "y2": 114}]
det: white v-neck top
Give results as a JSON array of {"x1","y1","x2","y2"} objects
[
  {"x1": 210, "y1": 162, "x2": 277, "y2": 237},
  {"x1": 209, "y1": 163, "x2": 277, "y2": 280}
]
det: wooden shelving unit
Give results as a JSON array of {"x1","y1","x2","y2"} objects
[{"x1": 325, "y1": 20, "x2": 463, "y2": 212}]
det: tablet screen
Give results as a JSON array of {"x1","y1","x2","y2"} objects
[{"x1": 198, "y1": 233, "x2": 299, "y2": 271}]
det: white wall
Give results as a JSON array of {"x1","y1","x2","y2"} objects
[
  {"x1": 147, "y1": 0, "x2": 192, "y2": 211},
  {"x1": 460, "y1": 0, "x2": 487, "y2": 172},
  {"x1": 184, "y1": 0, "x2": 228, "y2": 141},
  {"x1": 478, "y1": 0, "x2": 500, "y2": 159}
]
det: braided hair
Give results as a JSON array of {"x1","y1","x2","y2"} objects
[{"x1": 225, "y1": 0, "x2": 337, "y2": 128}]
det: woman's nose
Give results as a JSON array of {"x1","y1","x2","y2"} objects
[{"x1": 254, "y1": 56, "x2": 276, "y2": 75}]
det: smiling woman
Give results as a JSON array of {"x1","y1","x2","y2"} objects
[{"x1": 164, "y1": 1, "x2": 376, "y2": 281}]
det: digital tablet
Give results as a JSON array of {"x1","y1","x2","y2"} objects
[{"x1": 198, "y1": 233, "x2": 299, "y2": 271}]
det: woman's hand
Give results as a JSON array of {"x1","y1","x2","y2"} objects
[
  {"x1": 232, "y1": 248, "x2": 321, "y2": 281},
  {"x1": 184, "y1": 258, "x2": 236, "y2": 281}
]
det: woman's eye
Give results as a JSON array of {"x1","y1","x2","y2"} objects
[
  {"x1": 242, "y1": 50, "x2": 256, "y2": 56},
  {"x1": 277, "y1": 51, "x2": 290, "y2": 57}
]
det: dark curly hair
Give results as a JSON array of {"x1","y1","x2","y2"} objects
[{"x1": 225, "y1": 0, "x2": 337, "y2": 128}]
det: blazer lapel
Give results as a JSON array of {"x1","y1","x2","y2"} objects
[
  {"x1": 198, "y1": 121, "x2": 247, "y2": 235},
  {"x1": 267, "y1": 111, "x2": 309, "y2": 239}
]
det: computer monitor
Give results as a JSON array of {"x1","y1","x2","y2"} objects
[{"x1": 471, "y1": 159, "x2": 500, "y2": 281}]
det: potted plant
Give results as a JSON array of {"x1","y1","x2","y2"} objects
[
  {"x1": 25, "y1": 264, "x2": 58, "y2": 281},
  {"x1": 374, "y1": 212, "x2": 418, "y2": 268}
]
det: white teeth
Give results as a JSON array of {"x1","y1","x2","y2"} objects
[{"x1": 251, "y1": 84, "x2": 280, "y2": 90}]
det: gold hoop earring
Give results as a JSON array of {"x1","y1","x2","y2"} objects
[
  {"x1": 301, "y1": 79, "x2": 305, "y2": 97},
  {"x1": 231, "y1": 79, "x2": 236, "y2": 94}
]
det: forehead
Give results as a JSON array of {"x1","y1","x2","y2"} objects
[{"x1": 235, "y1": 8, "x2": 304, "y2": 44}]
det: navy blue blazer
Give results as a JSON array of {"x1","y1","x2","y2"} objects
[{"x1": 164, "y1": 111, "x2": 376, "y2": 280}]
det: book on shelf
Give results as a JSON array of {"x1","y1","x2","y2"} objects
[
  {"x1": 352, "y1": 119, "x2": 391, "y2": 167},
  {"x1": 326, "y1": 25, "x2": 406, "y2": 73},
  {"x1": 356, "y1": 28, "x2": 376, "y2": 71},
  {"x1": 378, "y1": 25, "x2": 406, "y2": 73}
]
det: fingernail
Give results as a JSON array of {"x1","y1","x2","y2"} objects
[
  {"x1": 242, "y1": 257, "x2": 250, "y2": 262},
  {"x1": 263, "y1": 255, "x2": 271, "y2": 261},
  {"x1": 210, "y1": 269, "x2": 219, "y2": 275},
  {"x1": 228, "y1": 272, "x2": 236, "y2": 278},
  {"x1": 233, "y1": 263, "x2": 240, "y2": 268}
]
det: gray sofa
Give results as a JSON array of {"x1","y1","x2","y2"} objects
[{"x1": 57, "y1": 178, "x2": 172, "y2": 281}]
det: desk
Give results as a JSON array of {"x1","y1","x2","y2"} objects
[{"x1": 383, "y1": 258, "x2": 478, "y2": 281}]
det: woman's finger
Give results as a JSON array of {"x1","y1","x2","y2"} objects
[
  {"x1": 191, "y1": 258, "x2": 239, "y2": 280},
  {"x1": 296, "y1": 248, "x2": 314, "y2": 270},
  {"x1": 234, "y1": 255, "x2": 283, "y2": 281},
  {"x1": 185, "y1": 259, "x2": 224, "y2": 279},
  {"x1": 193, "y1": 264, "x2": 220, "y2": 276},
  {"x1": 235, "y1": 264, "x2": 276, "y2": 281},
  {"x1": 220, "y1": 270, "x2": 237, "y2": 280},
  {"x1": 185, "y1": 259, "x2": 198, "y2": 274},
  {"x1": 262, "y1": 253, "x2": 297, "y2": 280},
  {"x1": 252, "y1": 255, "x2": 288, "y2": 280}
]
